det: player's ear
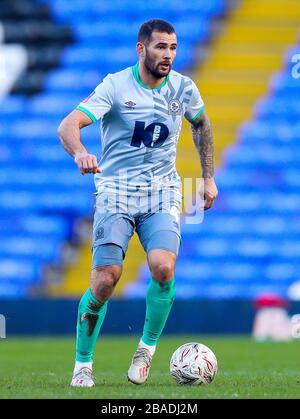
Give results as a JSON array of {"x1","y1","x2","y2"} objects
[{"x1": 136, "y1": 42, "x2": 145, "y2": 58}]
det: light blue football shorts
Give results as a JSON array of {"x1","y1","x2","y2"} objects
[{"x1": 92, "y1": 190, "x2": 182, "y2": 268}]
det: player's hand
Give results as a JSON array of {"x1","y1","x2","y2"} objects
[
  {"x1": 74, "y1": 151, "x2": 102, "y2": 175},
  {"x1": 203, "y1": 177, "x2": 218, "y2": 210}
]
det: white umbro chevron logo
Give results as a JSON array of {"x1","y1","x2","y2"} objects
[{"x1": 124, "y1": 101, "x2": 136, "y2": 109}]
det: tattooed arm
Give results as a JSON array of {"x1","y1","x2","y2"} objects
[
  {"x1": 191, "y1": 112, "x2": 214, "y2": 178},
  {"x1": 191, "y1": 112, "x2": 218, "y2": 210}
]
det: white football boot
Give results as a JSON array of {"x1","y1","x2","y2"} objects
[
  {"x1": 70, "y1": 367, "x2": 95, "y2": 387},
  {"x1": 127, "y1": 346, "x2": 154, "y2": 385}
]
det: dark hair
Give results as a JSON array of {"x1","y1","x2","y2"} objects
[{"x1": 138, "y1": 19, "x2": 175, "y2": 44}]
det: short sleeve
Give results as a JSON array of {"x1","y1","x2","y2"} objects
[
  {"x1": 184, "y1": 80, "x2": 205, "y2": 123},
  {"x1": 76, "y1": 75, "x2": 115, "y2": 122}
]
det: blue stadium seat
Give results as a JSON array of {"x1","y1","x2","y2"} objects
[
  {"x1": 49, "y1": 0, "x2": 227, "y2": 21},
  {"x1": 3, "y1": 119, "x2": 58, "y2": 141},
  {"x1": 27, "y1": 94, "x2": 81, "y2": 118},
  {"x1": 254, "y1": 97, "x2": 300, "y2": 120},
  {"x1": 0, "y1": 95, "x2": 26, "y2": 118},
  {"x1": 44, "y1": 69, "x2": 102, "y2": 93},
  {"x1": 269, "y1": 72, "x2": 300, "y2": 94},
  {"x1": 0, "y1": 0, "x2": 238, "y2": 297},
  {"x1": 0, "y1": 237, "x2": 63, "y2": 264},
  {"x1": 0, "y1": 258, "x2": 40, "y2": 283},
  {"x1": 0, "y1": 168, "x2": 95, "y2": 190},
  {"x1": 238, "y1": 121, "x2": 300, "y2": 144},
  {"x1": 0, "y1": 190, "x2": 94, "y2": 215},
  {"x1": 0, "y1": 215, "x2": 70, "y2": 239},
  {"x1": 61, "y1": 46, "x2": 137, "y2": 70}
]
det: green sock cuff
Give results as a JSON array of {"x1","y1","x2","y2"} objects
[
  {"x1": 87, "y1": 288, "x2": 101, "y2": 305},
  {"x1": 79, "y1": 288, "x2": 107, "y2": 315},
  {"x1": 150, "y1": 278, "x2": 175, "y2": 292}
]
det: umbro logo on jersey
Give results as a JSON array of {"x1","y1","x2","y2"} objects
[{"x1": 124, "y1": 101, "x2": 136, "y2": 109}]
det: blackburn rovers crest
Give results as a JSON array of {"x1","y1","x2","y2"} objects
[{"x1": 168, "y1": 99, "x2": 182, "y2": 116}]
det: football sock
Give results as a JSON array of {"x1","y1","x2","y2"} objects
[
  {"x1": 141, "y1": 278, "x2": 176, "y2": 346},
  {"x1": 75, "y1": 288, "x2": 108, "y2": 363},
  {"x1": 138, "y1": 339, "x2": 157, "y2": 356},
  {"x1": 73, "y1": 361, "x2": 93, "y2": 374}
]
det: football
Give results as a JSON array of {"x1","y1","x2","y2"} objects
[{"x1": 170, "y1": 342, "x2": 218, "y2": 385}]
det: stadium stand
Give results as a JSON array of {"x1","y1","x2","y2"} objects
[
  {"x1": 0, "y1": 0, "x2": 73, "y2": 94},
  {"x1": 2, "y1": 0, "x2": 299, "y2": 300},
  {"x1": 0, "y1": 0, "x2": 228, "y2": 297}
]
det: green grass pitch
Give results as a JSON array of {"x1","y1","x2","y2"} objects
[{"x1": 0, "y1": 336, "x2": 299, "y2": 399}]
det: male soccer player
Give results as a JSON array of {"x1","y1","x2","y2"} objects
[{"x1": 58, "y1": 19, "x2": 218, "y2": 387}]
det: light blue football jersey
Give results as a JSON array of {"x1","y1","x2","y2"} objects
[{"x1": 77, "y1": 63, "x2": 205, "y2": 196}]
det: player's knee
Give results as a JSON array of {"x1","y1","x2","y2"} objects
[
  {"x1": 91, "y1": 266, "x2": 121, "y2": 301},
  {"x1": 152, "y1": 262, "x2": 174, "y2": 283}
]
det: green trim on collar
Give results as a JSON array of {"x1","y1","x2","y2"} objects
[{"x1": 132, "y1": 63, "x2": 169, "y2": 90}]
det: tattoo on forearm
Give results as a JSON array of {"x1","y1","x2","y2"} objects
[{"x1": 191, "y1": 114, "x2": 214, "y2": 178}]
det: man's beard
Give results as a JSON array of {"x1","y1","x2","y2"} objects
[{"x1": 144, "y1": 50, "x2": 172, "y2": 79}]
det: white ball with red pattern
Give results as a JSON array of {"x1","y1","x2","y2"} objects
[{"x1": 170, "y1": 342, "x2": 218, "y2": 385}]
